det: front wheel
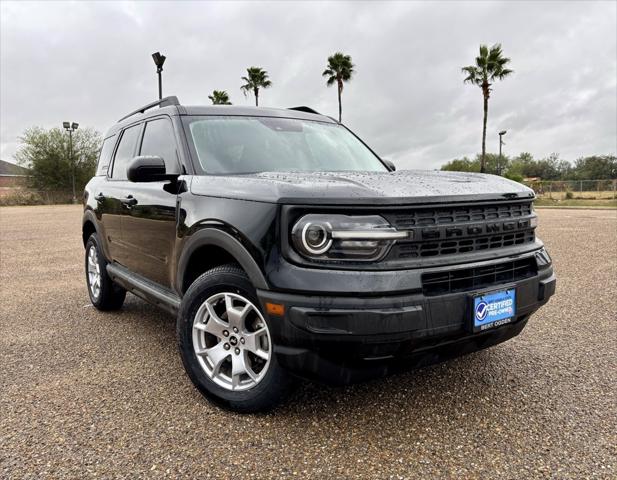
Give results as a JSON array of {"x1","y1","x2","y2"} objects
[
  {"x1": 177, "y1": 264, "x2": 295, "y2": 412},
  {"x1": 85, "y1": 233, "x2": 126, "y2": 311}
]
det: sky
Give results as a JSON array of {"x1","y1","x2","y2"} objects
[{"x1": 1, "y1": 0, "x2": 616, "y2": 170}]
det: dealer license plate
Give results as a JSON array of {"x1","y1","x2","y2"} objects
[{"x1": 472, "y1": 289, "x2": 516, "y2": 332}]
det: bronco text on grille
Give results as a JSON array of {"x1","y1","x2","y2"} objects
[{"x1": 384, "y1": 200, "x2": 536, "y2": 259}]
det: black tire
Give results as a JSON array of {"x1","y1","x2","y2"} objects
[
  {"x1": 85, "y1": 233, "x2": 126, "y2": 311},
  {"x1": 177, "y1": 264, "x2": 295, "y2": 413}
]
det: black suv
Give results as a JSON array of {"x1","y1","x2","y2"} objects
[{"x1": 83, "y1": 96, "x2": 555, "y2": 412}]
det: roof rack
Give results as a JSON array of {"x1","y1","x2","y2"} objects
[
  {"x1": 118, "y1": 96, "x2": 180, "y2": 122},
  {"x1": 288, "y1": 106, "x2": 321, "y2": 115}
]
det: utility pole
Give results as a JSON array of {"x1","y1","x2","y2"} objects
[
  {"x1": 498, "y1": 130, "x2": 507, "y2": 176},
  {"x1": 63, "y1": 121, "x2": 79, "y2": 203}
]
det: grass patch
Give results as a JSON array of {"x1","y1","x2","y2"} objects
[{"x1": 534, "y1": 197, "x2": 617, "y2": 208}]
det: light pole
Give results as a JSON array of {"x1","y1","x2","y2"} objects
[
  {"x1": 63, "y1": 121, "x2": 79, "y2": 203},
  {"x1": 498, "y1": 130, "x2": 507, "y2": 176},
  {"x1": 152, "y1": 51, "x2": 166, "y2": 100}
]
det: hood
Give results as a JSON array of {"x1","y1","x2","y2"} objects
[{"x1": 190, "y1": 170, "x2": 534, "y2": 205}]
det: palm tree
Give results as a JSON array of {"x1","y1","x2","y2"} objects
[
  {"x1": 208, "y1": 90, "x2": 231, "y2": 105},
  {"x1": 462, "y1": 44, "x2": 513, "y2": 173},
  {"x1": 322, "y1": 52, "x2": 355, "y2": 122},
  {"x1": 240, "y1": 67, "x2": 272, "y2": 106}
]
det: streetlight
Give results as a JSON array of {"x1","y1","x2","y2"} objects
[
  {"x1": 63, "y1": 121, "x2": 79, "y2": 203},
  {"x1": 498, "y1": 130, "x2": 507, "y2": 176},
  {"x1": 152, "y1": 51, "x2": 166, "y2": 100}
]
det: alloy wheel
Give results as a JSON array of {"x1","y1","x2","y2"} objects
[
  {"x1": 87, "y1": 245, "x2": 101, "y2": 300},
  {"x1": 192, "y1": 292, "x2": 271, "y2": 391}
]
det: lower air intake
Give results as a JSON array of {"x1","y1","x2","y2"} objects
[{"x1": 422, "y1": 257, "x2": 538, "y2": 296}]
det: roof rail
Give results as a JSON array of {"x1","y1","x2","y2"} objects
[
  {"x1": 118, "y1": 96, "x2": 180, "y2": 122},
  {"x1": 288, "y1": 106, "x2": 321, "y2": 115}
]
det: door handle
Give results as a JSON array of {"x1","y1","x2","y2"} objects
[
  {"x1": 121, "y1": 195, "x2": 138, "y2": 206},
  {"x1": 94, "y1": 193, "x2": 106, "y2": 201}
]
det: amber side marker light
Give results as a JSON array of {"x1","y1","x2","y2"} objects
[{"x1": 266, "y1": 302, "x2": 285, "y2": 316}]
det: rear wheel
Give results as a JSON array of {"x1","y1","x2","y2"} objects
[
  {"x1": 177, "y1": 264, "x2": 294, "y2": 412},
  {"x1": 85, "y1": 233, "x2": 126, "y2": 310}
]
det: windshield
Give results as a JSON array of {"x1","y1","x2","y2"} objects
[{"x1": 185, "y1": 116, "x2": 387, "y2": 174}]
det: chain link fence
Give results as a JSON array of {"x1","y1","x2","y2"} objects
[{"x1": 524, "y1": 179, "x2": 617, "y2": 200}]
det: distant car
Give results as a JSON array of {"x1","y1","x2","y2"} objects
[{"x1": 82, "y1": 96, "x2": 556, "y2": 412}]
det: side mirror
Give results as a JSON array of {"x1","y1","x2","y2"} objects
[
  {"x1": 127, "y1": 155, "x2": 169, "y2": 182},
  {"x1": 382, "y1": 158, "x2": 396, "y2": 172}
]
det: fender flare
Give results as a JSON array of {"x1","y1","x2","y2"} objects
[
  {"x1": 176, "y1": 228, "x2": 269, "y2": 293},
  {"x1": 82, "y1": 209, "x2": 114, "y2": 262},
  {"x1": 82, "y1": 209, "x2": 101, "y2": 245},
  {"x1": 81, "y1": 208, "x2": 102, "y2": 248}
]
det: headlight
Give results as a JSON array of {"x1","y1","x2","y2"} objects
[
  {"x1": 301, "y1": 222, "x2": 332, "y2": 255},
  {"x1": 291, "y1": 214, "x2": 410, "y2": 262}
]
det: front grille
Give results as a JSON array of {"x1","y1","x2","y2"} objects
[
  {"x1": 388, "y1": 202, "x2": 533, "y2": 229},
  {"x1": 422, "y1": 257, "x2": 538, "y2": 296},
  {"x1": 395, "y1": 231, "x2": 535, "y2": 258},
  {"x1": 382, "y1": 201, "x2": 536, "y2": 261}
]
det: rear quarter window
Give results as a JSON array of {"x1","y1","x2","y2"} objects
[{"x1": 95, "y1": 134, "x2": 117, "y2": 176}]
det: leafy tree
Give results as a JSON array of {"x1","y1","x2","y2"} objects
[
  {"x1": 573, "y1": 155, "x2": 617, "y2": 180},
  {"x1": 443, "y1": 152, "x2": 616, "y2": 181},
  {"x1": 240, "y1": 67, "x2": 272, "y2": 106},
  {"x1": 323, "y1": 52, "x2": 355, "y2": 122},
  {"x1": 503, "y1": 171, "x2": 524, "y2": 183},
  {"x1": 483, "y1": 152, "x2": 510, "y2": 175},
  {"x1": 541, "y1": 153, "x2": 566, "y2": 180},
  {"x1": 507, "y1": 152, "x2": 535, "y2": 179},
  {"x1": 208, "y1": 90, "x2": 232, "y2": 105},
  {"x1": 15, "y1": 126, "x2": 100, "y2": 192},
  {"x1": 441, "y1": 153, "x2": 508, "y2": 175},
  {"x1": 509, "y1": 152, "x2": 544, "y2": 179},
  {"x1": 462, "y1": 44, "x2": 513, "y2": 173},
  {"x1": 556, "y1": 159, "x2": 575, "y2": 180},
  {"x1": 441, "y1": 157, "x2": 480, "y2": 173},
  {"x1": 508, "y1": 153, "x2": 569, "y2": 180}
]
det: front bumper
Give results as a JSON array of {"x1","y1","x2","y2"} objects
[{"x1": 257, "y1": 256, "x2": 556, "y2": 385}]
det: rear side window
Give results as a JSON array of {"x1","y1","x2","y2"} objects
[
  {"x1": 139, "y1": 118, "x2": 180, "y2": 174},
  {"x1": 96, "y1": 134, "x2": 117, "y2": 176},
  {"x1": 111, "y1": 124, "x2": 141, "y2": 180}
]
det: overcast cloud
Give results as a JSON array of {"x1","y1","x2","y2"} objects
[{"x1": 1, "y1": 0, "x2": 615, "y2": 170}]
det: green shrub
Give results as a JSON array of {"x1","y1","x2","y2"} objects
[
  {"x1": 504, "y1": 172, "x2": 524, "y2": 183},
  {"x1": 0, "y1": 190, "x2": 74, "y2": 206},
  {"x1": 565, "y1": 191, "x2": 574, "y2": 200},
  {"x1": 0, "y1": 190, "x2": 45, "y2": 206}
]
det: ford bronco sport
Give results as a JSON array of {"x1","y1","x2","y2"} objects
[{"x1": 82, "y1": 96, "x2": 556, "y2": 412}]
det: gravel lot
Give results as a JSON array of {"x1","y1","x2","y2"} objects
[{"x1": 1, "y1": 205, "x2": 615, "y2": 479}]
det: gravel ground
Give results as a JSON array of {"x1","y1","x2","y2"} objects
[{"x1": 1, "y1": 205, "x2": 615, "y2": 479}]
